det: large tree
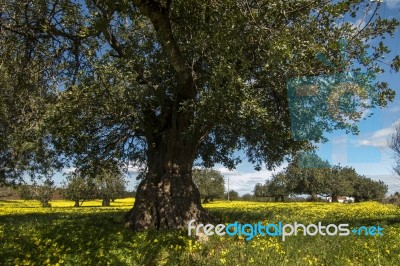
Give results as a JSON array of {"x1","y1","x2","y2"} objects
[
  {"x1": 62, "y1": 170, "x2": 98, "y2": 207},
  {"x1": 348, "y1": 173, "x2": 388, "y2": 202},
  {"x1": 254, "y1": 172, "x2": 292, "y2": 201},
  {"x1": 286, "y1": 152, "x2": 331, "y2": 201},
  {"x1": 1, "y1": 0, "x2": 399, "y2": 229},
  {"x1": 325, "y1": 165, "x2": 354, "y2": 202},
  {"x1": 95, "y1": 168, "x2": 126, "y2": 206}
]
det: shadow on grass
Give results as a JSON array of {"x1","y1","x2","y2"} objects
[
  {"x1": 2, "y1": 206, "x2": 399, "y2": 265},
  {"x1": 0, "y1": 211, "x2": 190, "y2": 266},
  {"x1": 208, "y1": 209, "x2": 275, "y2": 223}
]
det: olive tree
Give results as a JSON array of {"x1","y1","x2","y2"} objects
[{"x1": 1, "y1": 0, "x2": 399, "y2": 229}]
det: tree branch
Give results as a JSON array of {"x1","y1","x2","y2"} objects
[{"x1": 133, "y1": 0, "x2": 195, "y2": 100}]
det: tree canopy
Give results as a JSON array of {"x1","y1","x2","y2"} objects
[{"x1": 1, "y1": 0, "x2": 399, "y2": 229}]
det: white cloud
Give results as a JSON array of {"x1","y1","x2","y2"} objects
[
  {"x1": 62, "y1": 167, "x2": 76, "y2": 174},
  {"x1": 354, "y1": 18, "x2": 366, "y2": 30},
  {"x1": 355, "y1": 120, "x2": 400, "y2": 149},
  {"x1": 386, "y1": 0, "x2": 400, "y2": 9},
  {"x1": 220, "y1": 164, "x2": 287, "y2": 195},
  {"x1": 388, "y1": 106, "x2": 400, "y2": 113},
  {"x1": 333, "y1": 136, "x2": 348, "y2": 144},
  {"x1": 216, "y1": 167, "x2": 238, "y2": 175},
  {"x1": 127, "y1": 164, "x2": 141, "y2": 173}
]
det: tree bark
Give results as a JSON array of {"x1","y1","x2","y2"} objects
[
  {"x1": 331, "y1": 194, "x2": 339, "y2": 202},
  {"x1": 102, "y1": 198, "x2": 111, "y2": 206},
  {"x1": 310, "y1": 193, "x2": 318, "y2": 202},
  {"x1": 74, "y1": 200, "x2": 80, "y2": 207},
  {"x1": 124, "y1": 161, "x2": 212, "y2": 230},
  {"x1": 124, "y1": 130, "x2": 212, "y2": 230},
  {"x1": 203, "y1": 196, "x2": 210, "y2": 204}
]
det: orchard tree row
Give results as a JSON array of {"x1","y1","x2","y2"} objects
[
  {"x1": 254, "y1": 152, "x2": 387, "y2": 202},
  {"x1": 18, "y1": 168, "x2": 126, "y2": 207}
]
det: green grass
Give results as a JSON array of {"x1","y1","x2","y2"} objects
[{"x1": 1, "y1": 199, "x2": 400, "y2": 265}]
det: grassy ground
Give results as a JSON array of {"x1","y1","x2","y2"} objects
[{"x1": 1, "y1": 199, "x2": 400, "y2": 265}]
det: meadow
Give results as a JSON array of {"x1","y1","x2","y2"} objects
[{"x1": 1, "y1": 199, "x2": 400, "y2": 266}]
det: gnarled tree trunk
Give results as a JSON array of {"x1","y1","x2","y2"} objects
[
  {"x1": 310, "y1": 193, "x2": 318, "y2": 202},
  {"x1": 102, "y1": 198, "x2": 111, "y2": 206},
  {"x1": 331, "y1": 194, "x2": 339, "y2": 202},
  {"x1": 122, "y1": 96, "x2": 213, "y2": 229},
  {"x1": 124, "y1": 125, "x2": 212, "y2": 230}
]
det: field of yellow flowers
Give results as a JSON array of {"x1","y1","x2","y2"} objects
[{"x1": 1, "y1": 199, "x2": 400, "y2": 265}]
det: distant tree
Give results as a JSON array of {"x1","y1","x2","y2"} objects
[
  {"x1": 350, "y1": 176, "x2": 387, "y2": 202},
  {"x1": 389, "y1": 123, "x2": 400, "y2": 178},
  {"x1": 18, "y1": 184, "x2": 34, "y2": 201},
  {"x1": 19, "y1": 178, "x2": 55, "y2": 207},
  {"x1": 226, "y1": 190, "x2": 239, "y2": 201},
  {"x1": 253, "y1": 183, "x2": 268, "y2": 198},
  {"x1": 123, "y1": 190, "x2": 137, "y2": 198},
  {"x1": 193, "y1": 169, "x2": 225, "y2": 203},
  {"x1": 241, "y1": 193, "x2": 253, "y2": 201},
  {"x1": 35, "y1": 178, "x2": 55, "y2": 207},
  {"x1": 0, "y1": 185, "x2": 14, "y2": 198},
  {"x1": 286, "y1": 152, "x2": 331, "y2": 201},
  {"x1": 325, "y1": 166, "x2": 353, "y2": 202},
  {"x1": 265, "y1": 172, "x2": 292, "y2": 202},
  {"x1": 62, "y1": 171, "x2": 97, "y2": 207},
  {"x1": 95, "y1": 169, "x2": 126, "y2": 207}
]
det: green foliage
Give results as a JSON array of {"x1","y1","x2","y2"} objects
[
  {"x1": 269, "y1": 173, "x2": 292, "y2": 201},
  {"x1": 254, "y1": 173, "x2": 292, "y2": 201},
  {"x1": 296, "y1": 151, "x2": 331, "y2": 169},
  {"x1": 95, "y1": 169, "x2": 126, "y2": 207},
  {"x1": 193, "y1": 168, "x2": 225, "y2": 202},
  {"x1": 383, "y1": 192, "x2": 400, "y2": 207},
  {"x1": 226, "y1": 190, "x2": 239, "y2": 201},
  {"x1": 36, "y1": 179, "x2": 55, "y2": 207},
  {"x1": 0, "y1": 185, "x2": 14, "y2": 198},
  {"x1": 349, "y1": 175, "x2": 388, "y2": 202},
  {"x1": 1, "y1": 0, "x2": 399, "y2": 228},
  {"x1": 389, "y1": 122, "x2": 400, "y2": 178},
  {"x1": 18, "y1": 185, "x2": 34, "y2": 201},
  {"x1": 257, "y1": 154, "x2": 387, "y2": 202},
  {"x1": 62, "y1": 172, "x2": 97, "y2": 207},
  {"x1": 1, "y1": 0, "x2": 398, "y2": 178},
  {"x1": 324, "y1": 165, "x2": 354, "y2": 201},
  {"x1": 240, "y1": 193, "x2": 253, "y2": 201},
  {"x1": 286, "y1": 152, "x2": 331, "y2": 200},
  {"x1": 18, "y1": 178, "x2": 55, "y2": 207}
]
